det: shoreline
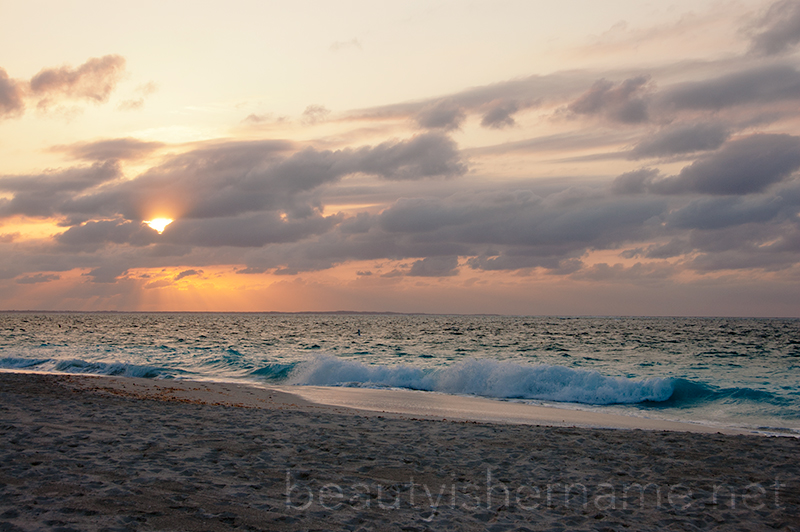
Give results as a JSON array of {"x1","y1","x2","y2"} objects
[
  {"x1": 2, "y1": 370, "x2": 760, "y2": 435},
  {"x1": 1, "y1": 371, "x2": 799, "y2": 531}
]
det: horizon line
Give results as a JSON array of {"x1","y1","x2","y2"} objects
[{"x1": 1, "y1": 310, "x2": 798, "y2": 319}]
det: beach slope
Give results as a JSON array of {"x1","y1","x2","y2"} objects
[{"x1": 1, "y1": 373, "x2": 798, "y2": 531}]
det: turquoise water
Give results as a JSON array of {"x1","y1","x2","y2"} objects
[{"x1": 1, "y1": 312, "x2": 798, "y2": 434}]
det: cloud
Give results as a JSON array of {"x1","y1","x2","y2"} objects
[
  {"x1": 407, "y1": 255, "x2": 459, "y2": 277},
  {"x1": 83, "y1": 263, "x2": 129, "y2": 283},
  {"x1": 55, "y1": 219, "x2": 159, "y2": 251},
  {"x1": 243, "y1": 113, "x2": 271, "y2": 123},
  {"x1": 29, "y1": 55, "x2": 126, "y2": 109},
  {"x1": 749, "y1": 0, "x2": 800, "y2": 56},
  {"x1": 665, "y1": 188, "x2": 799, "y2": 230},
  {"x1": 348, "y1": 70, "x2": 590, "y2": 128},
  {"x1": 117, "y1": 99, "x2": 144, "y2": 111},
  {"x1": 1, "y1": 55, "x2": 126, "y2": 120},
  {"x1": 567, "y1": 76, "x2": 651, "y2": 124},
  {"x1": 658, "y1": 64, "x2": 800, "y2": 111},
  {"x1": 4, "y1": 133, "x2": 464, "y2": 252},
  {"x1": 229, "y1": 186, "x2": 667, "y2": 277},
  {"x1": 0, "y1": 161, "x2": 121, "y2": 218},
  {"x1": 649, "y1": 134, "x2": 800, "y2": 195},
  {"x1": 175, "y1": 269, "x2": 202, "y2": 281},
  {"x1": 629, "y1": 122, "x2": 730, "y2": 159},
  {"x1": 352, "y1": 133, "x2": 466, "y2": 180},
  {"x1": 611, "y1": 168, "x2": 662, "y2": 194},
  {"x1": 15, "y1": 273, "x2": 60, "y2": 284},
  {"x1": 480, "y1": 100, "x2": 519, "y2": 129},
  {"x1": 415, "y1": 100, "x2": 465, "y2": 130},
  {"x1": 330, "y1": 38, "x2": 362, "y2": 52},
  {"x1": 162, "y1": 212, "x2": 342, "y2": 248},
  {"x1": 302, "y1": 104, "x2": 331, "y2": 124},
  {"x1": 136, "y1": 81, "x2": 158, "y2": 96},
  {"x1": 0, "y1": 67, "x2": 25, "y2": 118},
  {"x1": 365, "y1": 188, "x2": 667, "y2": 273},
  {"x1": 117, "y1": 81, "x2": 158, "y2": 111},
  {"x1": 52, "y1": 138, "x2": 165, "y2": 161}
]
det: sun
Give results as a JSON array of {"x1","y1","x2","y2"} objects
[{"x1": 144, "y1": 218, "x2": 174, "y2": 234}]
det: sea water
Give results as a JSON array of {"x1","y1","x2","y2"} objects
[{"x1": 1, "y1": 312, "x2": 798, "y2": 435}]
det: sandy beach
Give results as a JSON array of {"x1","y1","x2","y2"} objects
[{"x1": 1, "y1": 372, "x2": 798, "y2": 531}]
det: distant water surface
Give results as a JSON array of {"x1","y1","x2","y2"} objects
[{"x1": 1, "y1": 313, "x2": 798, "y2": 435}]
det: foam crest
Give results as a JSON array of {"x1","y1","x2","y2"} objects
[
  {"x1": 286, "y1": 355, "x2": 675, "y2": 405},
  {"x1": 52, "y1": 359, "x2": 168, "y2": 379},
  {"x1": 0, "y1": 357, "x2": 50, "y2": 369}
]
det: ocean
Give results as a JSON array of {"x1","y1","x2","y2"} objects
[{"x1": 1, "y1": 312, "x2": 798, "y2": 436}]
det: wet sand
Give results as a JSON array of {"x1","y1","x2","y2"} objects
[{"x1": 1, "y1": 372, "x2": 798, "y2": 531}]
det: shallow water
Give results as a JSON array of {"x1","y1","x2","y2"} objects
[{"x1": 1, "y1": 312, "x2": 798, "y2": 434}]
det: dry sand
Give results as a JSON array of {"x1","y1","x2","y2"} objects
[{"x1": 1, "y1": 372, "x2": 798, "y2": 531}]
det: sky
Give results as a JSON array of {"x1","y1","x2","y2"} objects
[{"x1": 2, "y1": 0, "x2": 800, "y2": 316}]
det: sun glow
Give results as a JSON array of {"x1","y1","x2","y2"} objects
[{"x1": 144, "y1": 218, "x2": 173, "y2": 234}]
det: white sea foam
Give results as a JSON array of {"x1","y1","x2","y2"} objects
[
  {"x1": 0, "y1": 357, "x2": 166, "y2": 379},
  {"x1": 287, "y1": 355, "x2": 675, "y2": 405}
]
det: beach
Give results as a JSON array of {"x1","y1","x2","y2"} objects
[{"x1": 1, "y1": 372, "x2": 798, "y2": 531}]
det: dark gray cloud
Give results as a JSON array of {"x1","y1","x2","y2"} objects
[
  {"x1": 466, "y1": 252, "x2": 579, "y2": 273},
  {"x1": 407, "y1": 255, "x2": 459, "y2": 277},
  {"x1": 220, "y1": 185, "x2": 671, "y2": 277},
  {"x1": 611, "y1": 168, "x2": 662, "y2": 194},
  {"x1": 567, "y1": 76, "x2": 651, "y2": 124},
  {"x1": 659, "y1": 64, "x2": 800, "y2": 111},
  {"x1": 650, "y1": 134, "x2": 800, "y2": 195},
  {"x1": 57, "y1": 133, "x2": 463, "y2": 223},
  {"x1": 607, "y1": 181, "x2": 800, "y2": 273},
  {"x1": 749, "y1": 0, "x2": 800, "y2": 56},
  {"x1": 55, "y1": 219, "x2": 159, "y2": 251},
  {"x1": 681, "y1": 221, "x2": 800, "y2": 273},
  {"x1": 15, "y1": 273, "x2": 60, "y2": 284},
  {"x1": 642, "y1": 239, "x2": 693, "y2": 259},
  {"x1": 481, "y1": 101, "x2": 519, "y2": 129},
  {"x1": 415, "y1": 100, "x2": 465, "y2": 130},
  {"x1": 0, "y1": 161, "x2": 121, "y2": 218},
  {"x1": 351, "y1": 133, "x2": 466, "y2": 180},
  {"x1": 29, "y1": 55, "x2": 125, "y2": 108},
  {"x1": 369, "y1": 188, "x2": 667, "y2": 272},
  {"x1": 10, "y1": 47, "x2": 800, "y2": 286},
  {"x1": 53, "y1": 138, "x2": 165, "y2": 161},
  {"x1": 629, "y1": 123, "x2": 730, "y2": 159},
  {"x1": 84, "y1": 263, "x2": 130, "y2": 283},
  {"x1": 665, "y1": 184, "x2": 800, "y2": 230},
  {"x1": 0, "y1": 67, "x2": 25, "y2": 118},
  {"x1": 174, "y1": 269, "x2": 202, "y2": 281},
  {"x1": 161, "y1": 212, "x2": 342, "y2": 248},
  {"x1": 3, "y1": 134, "x2": 464, "y2": 257}
]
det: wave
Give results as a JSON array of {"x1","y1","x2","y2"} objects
[
  {"x1": 0, "y1": 357, "x2": 50, "y2": 369},
  {"x1": 651, "y1": 378, "x2": 787, "y2": 407},
  {"x1": 0, "y1": 357, "x2": 169, "y2": 379},
  {"x1": 284, "y1": 355, "x2": 675, "y2": 405},
  {"x1": 3, "y1": 353, "x2": 782, "y2": 409},
  {"x1": 281, "y1": 355, "x2": 786, "y2": 407},
  {"x1": 249, "y1": 362, "x2": 297, "y2": 380}
]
